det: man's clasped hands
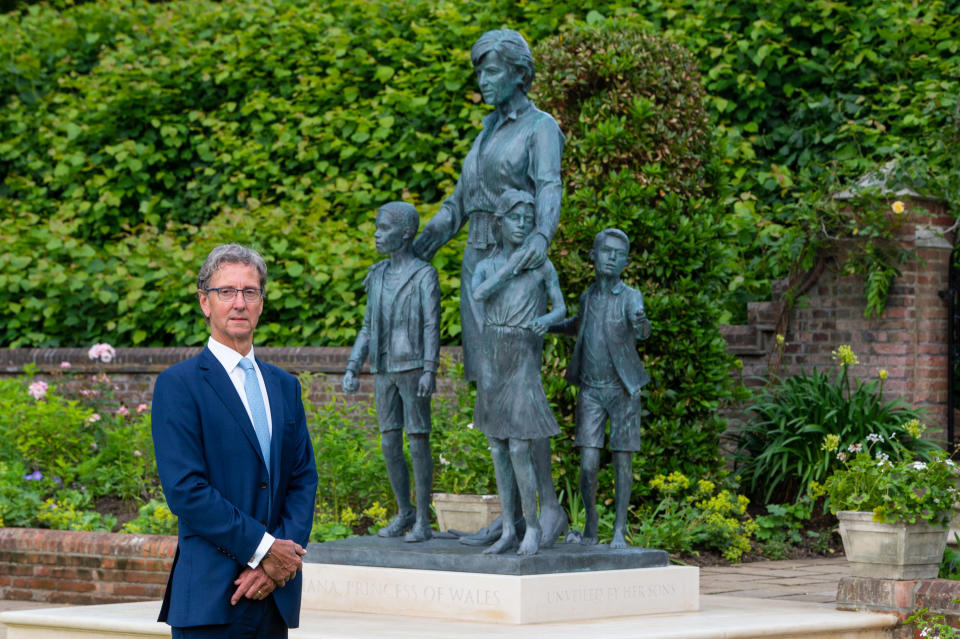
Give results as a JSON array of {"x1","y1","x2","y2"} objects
[{"x1": 230, "y1": 538, "x2": 307, "y2": 605}]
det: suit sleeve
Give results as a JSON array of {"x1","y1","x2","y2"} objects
[
  {"x1": 270, "y1": 377, "x2": 318, "y2": 546},
  {"x1": 421, "y1": 267, "x2": 441, "y2": 374},
  {"x1": 152, "y1": 369, "x2": 267, "y2": 565}
]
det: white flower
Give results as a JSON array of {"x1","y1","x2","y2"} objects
[
  {"x1": 910, "y1": 461, "x2": 928, "y2": 471},
  {"x1": 947, "y1": 460, "x2": 956, "y2": 467},
  {"x1": 877, "y1": 452, "x2": 890, "y2": 461},
  {"x1": 88, "y1": 413, "x2": 101, "y2": 423},
  {"x1": 866, "y1": 433, "x2": 884, "y2": 443},
  {"x1": 28, "y1": 380, "x2": 48, "y2": 400},
  {"x1": 87, "y1": 343, "x2": 116, "y2": 363},
  {"x1": 438, "y1": 454, "x2": 450, "y2": 466},
  {"x1": 466, "y1": 422, "x2": 474, "y2": 430},
  {"x1": 836, "y1": 452, "x2": 848, "y2": 461},
  {"x1": 848, "y1": 443, "x2": 863, "y2": 453}
]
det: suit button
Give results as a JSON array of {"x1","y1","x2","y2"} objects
[{"x1": 259, "y1": 482, "x2": 268, "y2": 489}]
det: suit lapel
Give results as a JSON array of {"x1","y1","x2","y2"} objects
[{"x1": 198, "y1": 348, "x2": 267, "y2": 471}]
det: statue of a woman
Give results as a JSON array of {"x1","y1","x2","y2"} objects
[
  {"x1": 413, "y1": 29, "x2": 564, "y2": 383},
  {"x1": 413, "y1": 29, "x2": 568, "y2": 548}
]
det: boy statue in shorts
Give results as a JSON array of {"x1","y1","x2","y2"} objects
[
  {"x1": 342, "y1": 201, "x2": 441, "y2": 542},
  {"x1": 551, "y1": 228, "x2": 652, "y2": 549}
]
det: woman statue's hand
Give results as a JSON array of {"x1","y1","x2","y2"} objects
[{"x1": 512, "y1": 233, "x2": 548, "y2": 273}]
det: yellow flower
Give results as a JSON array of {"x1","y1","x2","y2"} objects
[
  {"x1": 878, "y1": 369, "x2": 888, "y2": 380},
  {"x1": 821, "y1": 434, "x2": 840, "y2": 453},
  {"x1": 891, "y1": 200, "x2": 905, "y2": 214},
  {"x1": 776, "y1": 334, "x2": 786, "y2": 347},
  {"x1": 831, "y1": 344, "x2": 859, "y2": 367},
  {"x1": 904, "y1": 419, "x2": 927, "y2": 439}
]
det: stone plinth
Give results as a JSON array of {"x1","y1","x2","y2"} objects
[
  {"x1": 301, "y1": 562, "x2": 698, "y2": 624},
  {"x1": 302, "y1": 537, "x2": 693, "y2": 623}
]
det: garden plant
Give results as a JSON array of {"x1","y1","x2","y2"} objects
[{"x1": 735, "y1": 344, "x2": 939, "y2": 503}]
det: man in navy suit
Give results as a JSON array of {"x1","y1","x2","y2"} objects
[{"x1": 152, "y1": 244, "x2": 318, "y2": 638}]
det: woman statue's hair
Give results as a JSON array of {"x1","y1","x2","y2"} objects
[{"x1": 470, "y1": 29, "x2": 535, "y2": 95}]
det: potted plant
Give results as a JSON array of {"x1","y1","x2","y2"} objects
[
  {"x1": 812, "y1": 427, "x2": 959, "y2": 579},
  {"x1": 431, "y1": 416, "x2": 500, "y2": 534}
]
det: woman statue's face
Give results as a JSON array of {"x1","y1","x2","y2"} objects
[{"x1": 476, "y1": 50, "x2": 520, "y2": 107}]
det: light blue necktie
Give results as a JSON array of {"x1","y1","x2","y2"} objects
[{"x1": 237, "y1": 358, "x2": 270, "y2": 473}]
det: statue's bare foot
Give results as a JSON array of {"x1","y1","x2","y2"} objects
[
  {"x1": 580, "y1": 535, "x2": 599, "y2": 546},
  {"x1": 483, "y1": 532, "x2": 518, "y2": 554},
  {"x1": 610, "y1": 528, "x2": 629, "y2": 549},
  {"x1": 538, "y1": 506, "x2": 569, "y2": 549},
  {"x1": 404, "y1": 521, "x2": 432, "y2": 543},
  {"x1": 517, "y1": 527, "x2": 541, "y2": 556}
]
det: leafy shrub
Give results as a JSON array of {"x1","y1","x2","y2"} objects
[
  {"x1": 0, "y1": 460, "x2": 45, "y2": 527},
  {"x1": 430, "y1": 359, "x2": 494, "y2": 495},
  {"x1": 632, "y1": 471, "x2": 757, "y2": 562},
  {"x1": 36, "y1": 489, "x2": 117, "y2": 532},
  {"x1": 735, "y1": 346, "x2": 938, "y2": 502},
  {"x1": 301, "y1": 375, "x2": 392, "y2": 521},
  {"x1": 121, "y1": 499, "x2": 179, "y2": 535}
]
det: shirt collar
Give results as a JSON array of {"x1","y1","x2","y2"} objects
[
  {"x1": 207, "y1": 336, "x2": 256, "y2": 373},
  {"x1": 593, "y1": 280, "x2": 625, "y2": 296}
]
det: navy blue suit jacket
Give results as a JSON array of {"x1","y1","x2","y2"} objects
[{"x1": 152, "y1": 347, "x2": 317, "y2": 629}]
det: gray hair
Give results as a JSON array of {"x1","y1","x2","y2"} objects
[
  {"x1": 196, "y1": 244, "x2": 268, "y2": 292},
  {"x1": 378, "y1": 201, "x2": 420, "y2": 238},
  {"x1": 593, "y1": 228, "x2": 630, "y2": 253},
  {"x1": 471, "y1": 29, "x2": 535, "y2": 95}
]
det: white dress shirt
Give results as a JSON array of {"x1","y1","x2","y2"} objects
[{"x1": 206, "y1": 337, "x2": 275, "y2": 568}]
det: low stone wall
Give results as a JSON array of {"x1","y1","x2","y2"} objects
[
  {"x1": 0, "y1": 346, "x2": 464, "y2": 414},
  {"x1": 0, "y1": 528, "x2": 174, "y2": 605},
  {"x1": 838, "y1": 575, "x2": 960, "y2": 637}
]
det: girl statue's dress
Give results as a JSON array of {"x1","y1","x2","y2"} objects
[{"x1": 473, "y1": 262, "x2": 560, "y2": 441}]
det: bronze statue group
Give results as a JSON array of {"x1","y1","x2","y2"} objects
[{"x1": 342, "y1": 29, "x2": 652, "y2": 557}]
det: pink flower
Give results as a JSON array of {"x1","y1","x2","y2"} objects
[
  {"x1": 133, "y1": 450, "x2": 142, "y2": 457},
  {"x1": 137, "y1": 403, "x2": 149, "y2": 413},
  {"x1": 60, "y1": 361, "x2": 71, "y2": 370},
  {"x1": 87, "y1": 343, "x2": 116, "y2": 363},
  {"x1": 88, "y1": 413, "x2": 101, "y2": 423},
  {"x1": 116, "y1": 406, "x2": 130, "y2": 417},
  {"x1": 28, "y1": 380, "x2": 48, "y2": 400}
]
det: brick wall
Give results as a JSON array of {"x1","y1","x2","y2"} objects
[
  {"x1": 0, "y1": 346, "x2": 464, "y2": 413},
  {"x1": 720, "y1": 198, "x2": 956, "y2": 441},
  {"x1": 0, "y1": 528, "x2": 174, "y2": 605},
  {"x1": 838, "y1": 575, "x2": 960, "y2": 637}
]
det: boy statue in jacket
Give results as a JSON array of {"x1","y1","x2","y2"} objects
[
  {"x1": 343, "y1": 202, "x2": 441, "y2": 543},
  {"x1": 552, "y1": 228, "x2": 652, "y2": 549}
]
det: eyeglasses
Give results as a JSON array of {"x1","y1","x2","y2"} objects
[{"x1": 203, "y1": 287, "x2": 264, "y2": 303}]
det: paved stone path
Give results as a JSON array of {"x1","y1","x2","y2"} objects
[
  {"x1": 0, "y1": 556, "x2": 851, "y2": 638},
  {"x1": 700, "y1": 556, "x2": 850, "y2": 605}
]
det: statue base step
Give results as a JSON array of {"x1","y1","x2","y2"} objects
[{"x1": 303, "y1": 537, "x2": 697, "y2": 624}]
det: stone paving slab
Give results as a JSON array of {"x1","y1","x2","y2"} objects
[{"x1": 0, "y1": 596, "x2": 897, "y2": 639}]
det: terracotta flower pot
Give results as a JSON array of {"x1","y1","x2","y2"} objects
[{"x1": 837, "y1": 510, "x2": 949, "y2": 579}]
